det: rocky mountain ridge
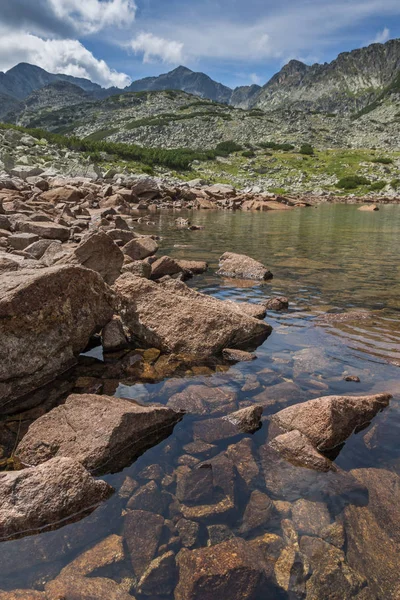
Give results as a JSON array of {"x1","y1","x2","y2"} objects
[{"x1": 1, "y1": 38, "x2": 400, "y2": 115}]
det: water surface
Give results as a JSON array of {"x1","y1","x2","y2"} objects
[{"x1": 1, "y1": 204, "x2": 399, "y2": 598}]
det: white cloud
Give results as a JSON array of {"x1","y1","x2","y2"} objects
[
  {"x1": 250, "y1": 73, "x2": 262, "y2": 85},
  {"x1": 0, "y1": 33, "x2": 131, "y2": 88},
  {"x1": 48, "y1": 0, "x2": 137, "y2": 34},
  {"x1": 137, "y1": 0, "x2": 400, "y2": 65},
  {"x1": 372, "y1": 27, "x2": 390, "y2": 44},
  {"x1": 129, "y1": 33, "x2": 184, "y2": 64}
]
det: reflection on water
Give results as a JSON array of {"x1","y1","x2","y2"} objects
[{"x1": 0, "y1": 205, "x2": 399, "y2": 598}]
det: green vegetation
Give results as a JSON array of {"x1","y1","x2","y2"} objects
[
  {"x1": 371, "y1": 157, "x2": 393, "y2": 164},
  {"x1": 299, "y1": 143, "x2": 314, "y2": 156},
  {"x1": 84, "y1": 128, "x2": 118, "y2": 141},
  {"x1": 369, "y1": 181, "x2": 386, "y2": 191},
  {"x1": 0, "y1": 123, "x2": 245, "y2": 171},
  {"x1": 390, "y1": 178, "x2": 400, "y2": 189},
  {"x1": 336, "y1": 175, "x2": 370, "y2": 190},
  {"x1": 125, "y1": 110, "x2": 232, "y2": 130},
  {"x1": 259, "y1": 141, "x2": 295, "y2": 151},
  {"x1": 242, "y1": 150, "x2": 256, "y2": 158},
  {"x1": 214, "y1": 140, "x2": 243, "y2": 155}
]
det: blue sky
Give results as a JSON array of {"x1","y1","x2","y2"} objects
[{"x1": 0, "y1": 0, "x2": 400, "y2": 88}]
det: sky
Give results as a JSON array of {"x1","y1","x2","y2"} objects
[{"x1": 0, "y1": 0, "x2": 400, "y2": 89}]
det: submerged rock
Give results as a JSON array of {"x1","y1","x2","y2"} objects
[
  {"x1": 124, "y1": 509, "x2": 165, "y2": 578},
  {"x1": 138, "y1": 550, "x2": 177, "y2": 596},
  {"x1": 59, "y1": 534, "x2": 125, "y2": 577},
  {"x1": 175, "y1": 538, "x2": 274, "y2": 600},
  {"x1": 344, "y1": 469, "x2": 400, "y2": 599},
  {"x1": 222, "y1": 348, "x2": 256, "y2": 362},
  {"x1": 269, "y1": 430, "x2": 333, "y2": 472},
  {"x1": 0, "y1": 266, "x2": 114, "y2": 413},
  {"x1": 17, "y1": 393, "x2": 183, "y2": 475},
  {"x1": 272, "y1": 393, "x2": 391, "y2": 451},
  {"x1": 240, "y1": 490, "x2": 275, "y2": 534},
  {"x1": 114, "y1": 275, "x2": 271, "y2": 359},
  {"x1": 45, "y1": 575, "x2": 133, "y2": 600},
  {"x1": 217, "y1": 252, "x2": 273, "y2": 281},
  {"x1": 168, "y1": 385, "x2": 237, "y2": 416},
  {"x1": 300, "y1": 536, "x2": 372, "y2": 600},
  {"x1": 193, "y1": 405, "x2": 263, "y2": 443},
  {"x1": 0, "y1": 457, "x2": 113, "y2": 542}
]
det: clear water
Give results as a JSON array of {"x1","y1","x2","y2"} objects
[{"x1": 1, "y1": 204, "x2": 399, "y2": 597}]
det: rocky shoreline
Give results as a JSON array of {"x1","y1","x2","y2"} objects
[{"x1": 0, "y1": 161, "x2": 398, "y2": 599}]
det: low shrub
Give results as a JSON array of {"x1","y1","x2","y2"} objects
[
  {"x1": 336, "y1": 175, "x2": 371, "y2": 190},
  {"x1": 242, "y1": 150, "x2": 256, "y2": 158},
  {"x1": 390, "y1": 178, "x2": 400, "y2": 189},
  {"x1": 369, "y1": 181, "x2": 386, "y2": 191},
  {"x1": 299, "y1": 143, "x2": 314, "y2": 156},
  {"x1": 259, "y1": 141, "x2": 294, "y2": 151},
  {"x1": 371, "y1": 157, "x2": 393, "y2": 164}
]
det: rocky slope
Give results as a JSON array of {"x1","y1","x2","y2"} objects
[
  {"x1": 252, "y1": 40, "x2": 400, "y2": 114},
  {"x1": 7, "y1": 84, "x2": 400, "y2": 153},
  {"x1": 5, "y1": 81, "x2": 93, "y2": 127}
]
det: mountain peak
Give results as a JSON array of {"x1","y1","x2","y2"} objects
[{"x1": 169, "y1": 66, "x2": 193, "y2": 76}]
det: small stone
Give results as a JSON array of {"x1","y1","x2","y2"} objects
[
  {"x1": 176, "y1": 518, "x2": 200, "y2": 548},
  {"x1": 240, "y1": 490, "x2": 275, "y2": 534}
]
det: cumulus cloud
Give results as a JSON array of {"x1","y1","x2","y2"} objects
[
  {"x1": 129, "y1": 33, "x2": 184, "y2": 64},
  {"x1": 48, "y1": 0, "x2": 137, "y2": 35},
  {"x1": 1, "y1": 0, "x2": 137, "y2": 37},
  {"x1": 0, "y1": 33, "x2": 131, "y2": 88},
  {"x1": 372, "y1": 27, "x2": 390, "y2": 44},
  {"x1": 138, "y1": 0, "x2": 400, "y2": 64}
]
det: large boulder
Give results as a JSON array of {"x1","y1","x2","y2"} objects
[
  {"x1": 40, "y1": 186, "x2": 83, "y2": 204},
  {"x1": 0, "y1": 266, "x2": 114, "y2": 413},
  {"x1": 271, "y1": 394, "x2": 391, "y2": 451},
  {"x1": 65, "y1": 231, "x2": 124, "y2": 285},
  {"x1": 217, "y1": 252, "x2": 273, "y2": 281},
  {"x1": 0, "y1": 457, "x2": 113, "y2": 542},
  {"x1": 114, "y1": 276, "x2": 272, "y2": 359},
  {"x1": 17, "y1": 393, "x2": 184, "y2": 475},
  {"x1": 123, "y1": 237, "x2": 158, "y2": 260}
]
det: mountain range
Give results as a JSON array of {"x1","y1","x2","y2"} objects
[{"x1": 1, "y1": 38, "x2": 400, "y2": 120}]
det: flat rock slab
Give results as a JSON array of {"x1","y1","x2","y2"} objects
[
  {"x1": 114, "y1": 275, "x2": 272, "y2": 359},
  {"x1": 271, "y1": 393, "x2": 391, "y2": 451},
  {"x1": 0, "y1": 457, "x2": 113, "y2": 542},
  {"x1": 0, "y1": 266, "x2": 114, "y2": 413},
  {"x1": 18, "y1": 221, "x2": 70, "y2": 241},
  {"x1": 17, "y1": 393, "x2": 184, "y2": 475},
  {"x1": 217, "y1": 252, "x2": 273, "y2": 281}
]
